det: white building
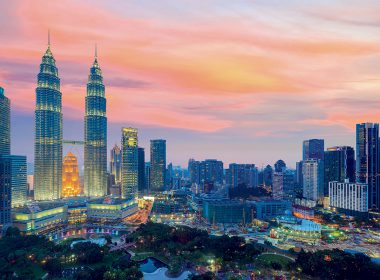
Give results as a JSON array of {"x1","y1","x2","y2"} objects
[
  {"x1": 329, "y1": 181, "x2": 368, "y2": 217},
  {"x1": 302, "y1": 159, "x2": 324, "y2": 203}
]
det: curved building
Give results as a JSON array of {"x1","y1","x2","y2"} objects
[
  {"x1": 34, "y1": 40, "x2": 63, "y2": 200},
  {"x1": 0, "y1": 87, "x2": 10, "y2": 155},
  {"x1": 84, "y1": 48, "x2": 107, "y2": 197}
]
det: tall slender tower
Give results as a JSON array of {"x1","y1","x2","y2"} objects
[
  {"x1": 34, "y1": 33, "x2": 63, "y2": 200},
  {"x1": 84, "y1": 45, "x2": 107, "y2": 197},
  {"x1": 121, "y1": 128, "x2": 138, "y2": 199},
  {"x1": 0, "y1": 87, "x2": 10, "y2": 155},
  {"x1": 150, "y1": 139, "x2": 166, "y2": 192}
]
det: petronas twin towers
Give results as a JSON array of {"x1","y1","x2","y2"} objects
[{"x1": 34, "y1": 36, "x2": 107, "y2": 200}]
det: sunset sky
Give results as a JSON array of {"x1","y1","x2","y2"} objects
[{"x1": 1, "y1": 0, "x2": 380, "y2": 168}]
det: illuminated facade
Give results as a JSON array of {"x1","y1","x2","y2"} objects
[
  {"x1": 121, "y1": 128, "x2": 138, "y2": 199},
  {"x1": 150, "y1": 139, "x2": 166, "y2": 191},
  {"x1": 0, "y1": 87, "x2": 10, "y2": 155},
  {"x1": 84, "y1": 48, "x2": 107, "y2": 197},
  {"x1": 34, "y1": 39, "x2": 63, "y2": 200},
  {"x1": 110, "y1": 144, "x2": 122, "y2": 184},
  {"x1": 356, "y1": 123, "x2": 379, "y2": 209},
  {"x1": 87, "y1": 197, "x2": 138, "y2": 221},
  {"x1": 62, "y1": 152, "x2": 81, "y2": 197}
]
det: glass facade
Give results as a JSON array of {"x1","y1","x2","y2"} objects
[
  {"x1": 121, "y1": 128, "x2": 138, "y2": 199},
  {"x1": 0, "y1": 157, "x2": 11, "y2": 228},
  {"x1": 110, "y1": 145, "x2": 121, "y2": 184},
  {"x1": 356, "y1": 123, "x2": 379, "y2": 209},
  {"x1": 303, "y1": 139, "x2": 324, "y2": 161},
  {"x1": 34, "y1": 45, "x2": 63, "y2": 200},
  {"x1": 324, "y1": 146, "x2": 355, "y2": 197},
  {"x1": 84, "y1": 55, "x2": 107, "y2": 197},
  {"x1": 0, "y1": 87, "x2": 10, "y2": 155},
  {"x1": 150, "y1": 139, "x2": 166, "y2": 191}
]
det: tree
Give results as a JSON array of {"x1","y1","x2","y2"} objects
[{"x1": 43, "y1": 258, "x2": 62, "y2": 277}]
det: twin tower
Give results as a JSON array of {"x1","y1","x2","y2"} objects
[{"x1": 34, "y1": 38, "x2": 107, "y2": 200}]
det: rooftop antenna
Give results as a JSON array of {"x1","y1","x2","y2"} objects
[
  {"x1": 95, "y1": 43, "x2": 98, "y2": 59},
  {"x1": 48, "y1": 29, "x2": 51, "y2": 47}
]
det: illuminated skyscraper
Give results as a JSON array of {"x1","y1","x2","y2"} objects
[
  {"x1": 110, "y1": 145, "x2": 121, "y2": 184},
  {"x1": 84, "y1": 46, "x2": 107, "y2": 197},
  {"x1": 34, "y1": 35, "x2": 63, "y2": 200},
  {"x1": 356, "y1": 123, "x2": 379, "y2": 209},
  {"x1": 138, "y1": 147, "x2": 146, "y2": 192},
  {"x1": 0, "y1": 87, "x2": 10, "y2": 155},
  {"x1": 121, "y1": 128, "x2": 138, "y2": 199},
  {"x1": 150, "y1": 139, "x2": 166, "y2": 192},
  {"x1": 62, "y1": 152, "x2": 81, "y2": 197}
]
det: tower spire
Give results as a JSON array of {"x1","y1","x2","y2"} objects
[
  {"x1": 48, "y1": 29, "x2": 51, "y2": 48},
  {"x1": 95, "y1": 43, "x2": 97, "y2": 59}
]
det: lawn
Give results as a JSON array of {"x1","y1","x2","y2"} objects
[{"x1": 254, "y1": 253, "x2": 294, "y2": 270}]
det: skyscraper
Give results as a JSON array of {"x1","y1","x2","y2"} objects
[
  {"x1": 62, "y1": 152, "x2": 81, "y2": 197},
  {"x1": 34, "y1": 37, "x2": 63, "y2": 200},
  {"x1": 0, "y1": 87, "x2": 10, "y2": 155},
  {"x1": 274, "y1": 160, "x2": 286, "y2": 173},
  {"x1": 0, "y1": 157, "x2": 11, "y2": 230},
  {"x1": 324, "y1": 146, "x2": 355, "y2": 197},
  {"x1": 303, "y1": 139, "x2": 324, "y2": 161},
  {"x1": 272, "y1": 170, "x2": 295, "y2": 200},
  {"x1": 110, "y1": 145, "x2": 122, "y2": 184},
  {"x1": 228, "y1": 163, "x2": 258, "y2": 189},
  {"x1": 84, "y1": 46, "x2": 107, "y2": 197},
  {"x1": 138, "y1": 147, "x2": 146, "y2": 192},
  {"x1": 0, "y1": 155, "x2": 27, "y2": 208},
  {"x1": 150, "y1": 140, "x2": 166, "y2": 192},
  {"x1": 121, "y1": 128, "x2": 138, "y2": 199},
  {"x1": 302, "y1": 159, "x2": 324, "y2": 202},
  {"x1": 356, "y1": 123, "x2": 379, "y2": 209}
]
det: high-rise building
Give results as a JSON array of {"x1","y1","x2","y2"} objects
[
  {"x1": 84, "y1": 47, "x2": 107, "y2": 197},
  {"x1": 0, "y1": 157, "x2": 11, "y2": 230},
  {"x1": 138, "y1": 147, "x2": 146, "y2": 192},
  {"x1": 302, "y1": 159, "x2": 324, "y2": 202},
  {"x1": 263, "y1": 165, "x2": 273, "y2": 187},
  {"x1": 324, "y1": 146, "x2": 355, "y2": 197},
  {"x1": 62, "y1": 152, "x2": 81, "y2": 197},
  {"x1": 188, "y1": 159, "x2": 201, "y2": 185},
  {"x1": 0, "y1": 87, "x2": 10, "y2": 155},
  {"x1": 121, "y1": 128, "x2": 138, "y2": 199},
  {"x1": 34, "y1": 38, "x2": 63, "y2": 200},
  {"x1": 110, "y1": 145, "x2": 122, "y2": 184},
  {"x1": 228, "y1": 164, "x2": 258, "y2": 189},
  {"x1": 145, "y1": 162, "x2": 151, "y2": 192},
  {"x1": 329, "y1": 181, "x2": 368, "y2": 217},
  {"x1": 272, "y1": 170, "x2": 295, "y2": 200},
  {"x1": 303, "y1": 139, "x2": 324, "y2": 161},
  {"x1": 274, "y1": 160, "x2": 286, "y2": 173},
  {"x1": 202, "y1": 159, "x2": 224, "y2": 186},
  {"x1": 150, "y1": 139, "x2": 166, "y2": 192},
  {"x1": 356, "y1": 123, "x2": 380, "y2": 209}
]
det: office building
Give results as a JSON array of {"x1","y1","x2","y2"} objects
[
  {"x1": 188, "y1": 159, "x2": 201, "y2": 185},
  {"x1": 138, "y1": 147, "x2": 146, "y2": 192},
  {"x1": 145, "y1": 163, "x2": 151, "y2": 192},
  {"x1": 248, "y1": 199, "x2": 292, "y2": 220},
  {"x1": 62, "y1": 152, "x2": 81, "y2": 198},
  {"x1": 324, "y1": 146, "x2": 355, "y2": 196},
  {"x1": 0, "y1": 87, "x2": 10, "y2": 155},
  {"x1": 272, "y1": 170, "x2": 295, "y2": 200},
  {"x1": 302, "y1": 159, "x2": 324, "y2": 202},
  {"x1": 110, "y1": 145, "x2": 122, "y2": 184},
  {"x1": 356, "y1": 123, "x2": 379, "y2": 209},
  {"x1": 274, "y1": 160, "x2": 286, "y2": 173},
  {"x1": 202, "y1": 199, "x2": 249, "y2": 224},
  {"x1": 34, "y1": 38, "x2": 63, "y2": 200},
  {"x1": 87, "y1": 197, "x2": 138, "y2": 222},
  {"x1": 121, "y1": 128, "x2": 138, "y2": 199},
  {"x1": 227, "y1": 163, "x2": 258, "y2": 188},
  {"x1": 0, "y1": 158, "x2": 11, "y2": 230},
  {"x1": 329, "y1": 181, "x2": 368, "y2": 217},
  {"x1": 84, "y1": 47, "x2": 107, "y2": 197},
  {"x1": 263, "y1": 165, "x2": 273, "y2": 187},
  {"x1": 303, "y1": 139, "x2": 324, "y2": 161},
  {"x1": 150, "y1": 139, "x2": 166, "y2": 191}
]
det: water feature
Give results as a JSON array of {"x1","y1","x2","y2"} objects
[{"x1": 139, "y1": 257, "x2": 192, "y2": 280}]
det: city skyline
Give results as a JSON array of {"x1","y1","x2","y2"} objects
[{"x1": 2, "y1": 1, "x2": 380, "y2": 167}]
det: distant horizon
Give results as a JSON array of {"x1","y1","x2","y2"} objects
[{"x1": 2, "y1": 0, "x2": 380, "y2": 167}]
